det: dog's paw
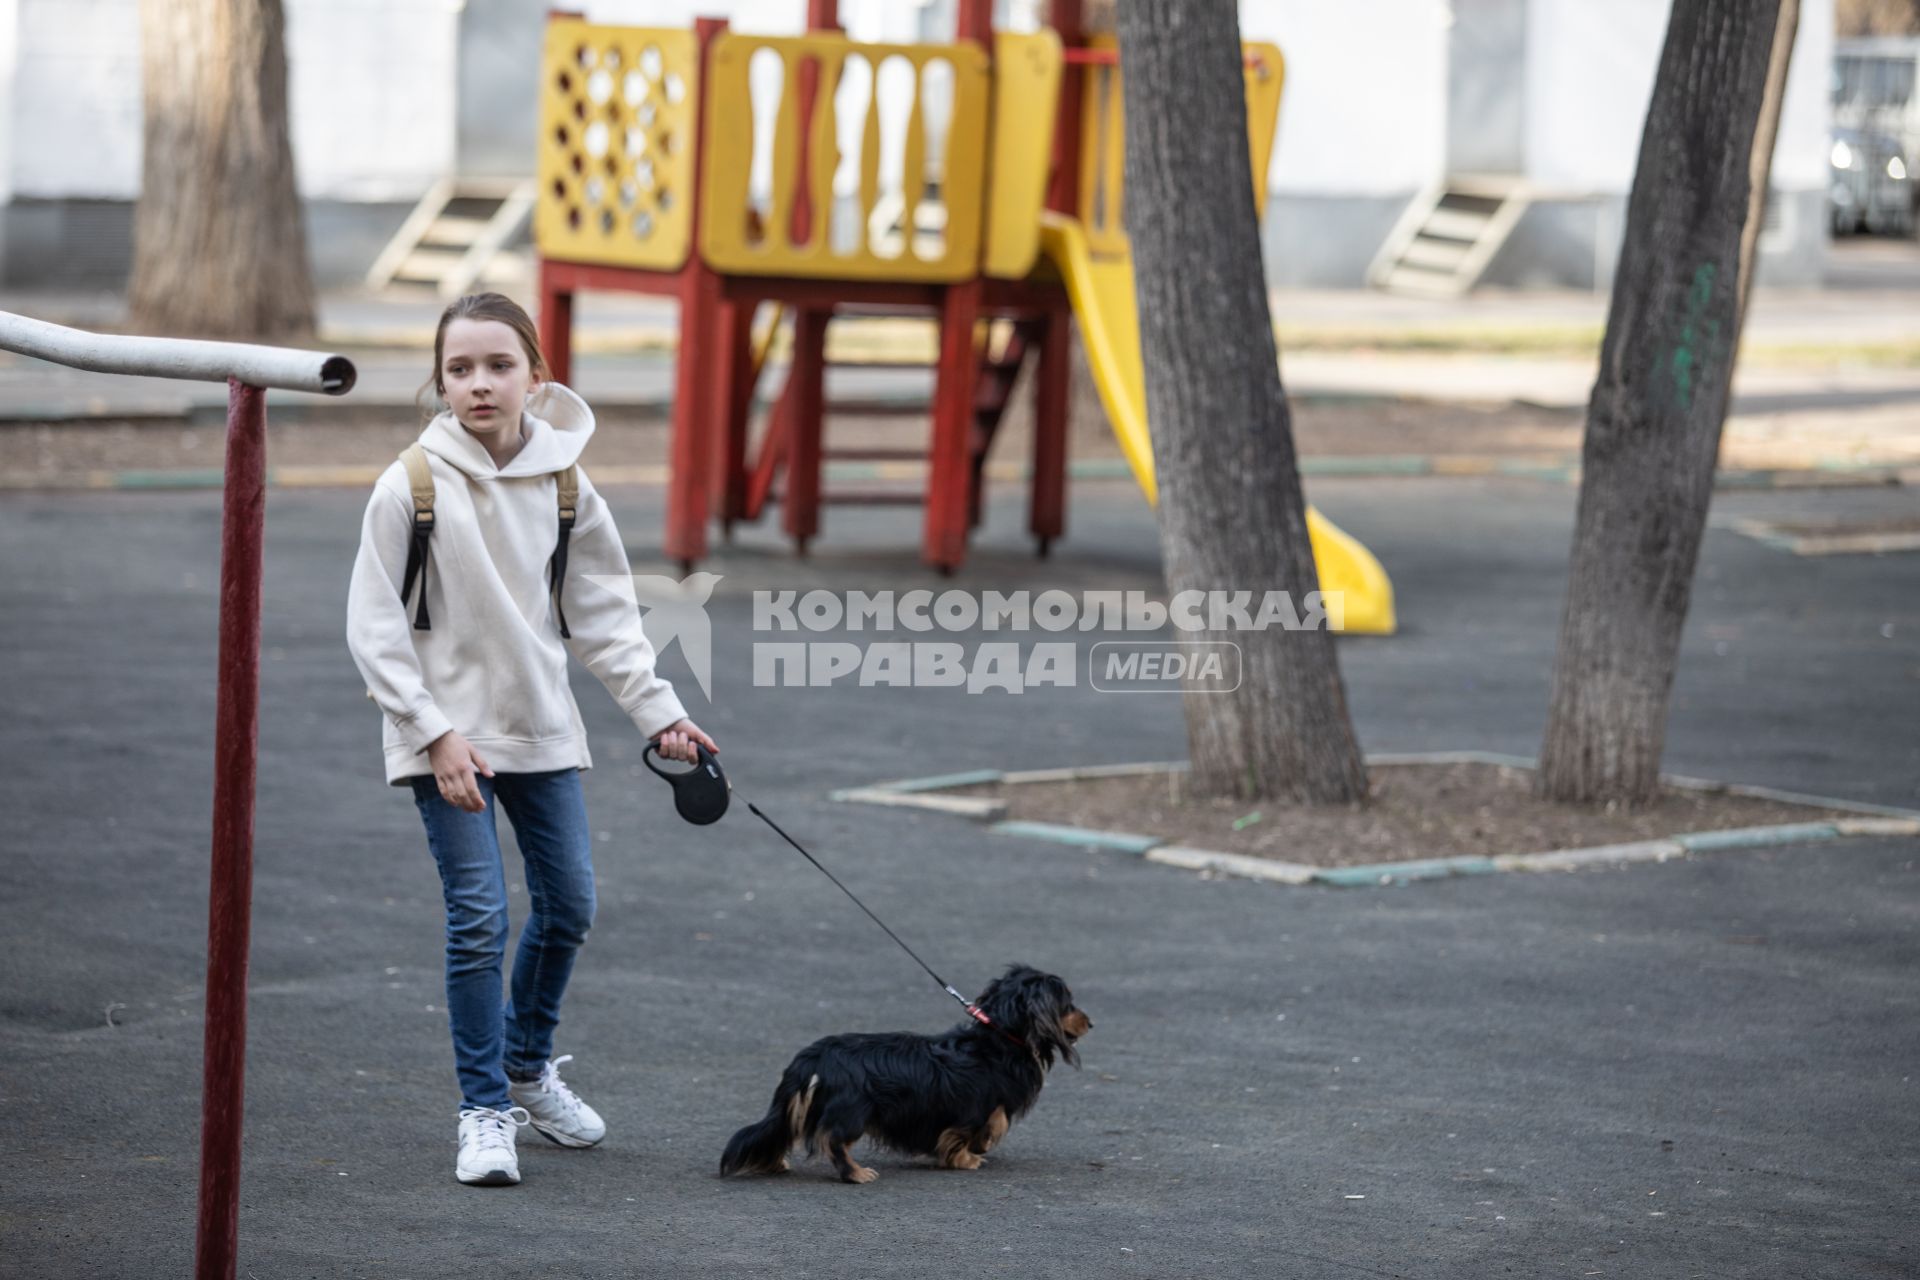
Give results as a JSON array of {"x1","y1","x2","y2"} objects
[
  {"x1": 945, "y1": 1150, "x2": 985, "y2": 1171},
  {"x1": 846, "y1": 1166, "x2": 879, "y2": 1184}
]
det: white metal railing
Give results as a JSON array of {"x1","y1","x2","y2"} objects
[{"x1": 0, "y1": 310, "x2": 355, "y2": 394}]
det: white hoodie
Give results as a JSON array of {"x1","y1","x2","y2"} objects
[{"x1": 346, "y1": 383, "x2": 688, "y2": 786}]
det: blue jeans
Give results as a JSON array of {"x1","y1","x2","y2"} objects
[{"x1": 410, "y1": 768, "x2": 597, "y2": 1112}]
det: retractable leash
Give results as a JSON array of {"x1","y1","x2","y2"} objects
[{"x1": 641, "y1": 743, "x2": 1013, "y2": 1038}]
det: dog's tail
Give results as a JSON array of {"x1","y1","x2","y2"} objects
[{"x1": 720, "y1": 1071, "x2": 818, "y2": 1176}]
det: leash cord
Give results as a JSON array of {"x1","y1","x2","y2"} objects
[{"x1": 744, "y1": 799, "x2": 979, "y2": 1020}]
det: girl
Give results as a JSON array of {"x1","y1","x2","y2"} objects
[{"x1": 346, "y1": 292, "x2": 718, "y2": 1187}]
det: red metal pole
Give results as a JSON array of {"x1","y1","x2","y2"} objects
[
  {"x1": 1046, "y1": 0, "x2": 1085, "y2": 216},
  {"x1": 711, "y1": 299, "x2": 756, "y2": 528},
  {"x1": 783, "y1": 308, "x2": 828, "y2": 553},
  {"x1": 955, "y1": 0, "x2": 991, "y2": 42},
  {"x1": 193, "y1": 379, "x2": 267, "y2": 1280},
  {"x1": 915, "y1": 0, "x2": 996, "y2": 572},
  {"x1": 924, "y1": 282, "x2": 981, "y2": 571},
  {"x1": 766, "y1": 0, "x2": 839, "y2": 549},
  {"x1": 1032, "y1": 0, "x2": 1085, "y2": 557},
  {"x1": 744, "y1": 377, "x2": 792, "y2": 522},
  {"x1": 665, "y1": 16, "x2": 727, "y2": 567},
  {"x1": 538, "y1": 257, "x2": 576, "y2": 388},
  {"x1": 1030, "y1": 308, "x2": 1070, "y2": 553}
]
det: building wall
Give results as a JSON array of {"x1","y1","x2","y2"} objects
[
  {"x1": 1490, "y1": 0, "x2": 1832, "y2": 288},
  {"x1": 1480, "y1": 189, "x2": 1827, "y2": 291},
  {"x1": 4, "y1": 0, "x2": 455, "y2": 202},
  {"x1": 9, "y1": 0, "x2": 142, "y2": 200},
  {"x1": 1520, "y1": 0, "x2": 1664, "y2": 191},
  {"x1": 1262, "y1": 0, "x2": 1833, "y2": 289},
  {"x1": 1, "y1": 0, "x2": 150, "y2": 283},
  {"x1": 0, "y1": 0, "x2": 456, "y2": 286},
  {"x1": 1522, "y1": 0, "x2": 1830, "y2": 194},
  {"x1": 290, "y1": 0, "x2": 458, "y2": 201},
  {"x1": 457, "y1": 0, "x2": 544, "y2": 178},
  {"x1": 1239, "y1": 0, "x2": 1449, "y2": 287},
  {"x1": 0, "y1": 0, "x2": 1843, "y2": 291},
  {"x1": 1241, "y1": 0, "x2": 1449, "y2": 200},
  {"x1": 578, "y1": 1, "x2": 803, "y2": 36},
  {"x1": 0, "y1": 0, "x2": 18, "y2": 206},
  {"x1": 1448, "y1": 0, "x2": 1527, "y2": 174}
]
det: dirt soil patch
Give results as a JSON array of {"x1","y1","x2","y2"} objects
[
  {"x1": 0, "y1": 396, "x2": 1581, "y2": 480},
  {"x1": 953, "y1": 761, "x2": 1852, "y2": 868},
  {"x1": 10, "y1": 382, "x2": 1914, "y2": 484}
]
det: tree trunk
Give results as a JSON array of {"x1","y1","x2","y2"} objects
[
  {"x1": 129, "y1": 0, "x2": 316, "y2": 341},
  {"x1": 1115, "y1": 0, "x2": 1368, "y2": 806},
  {"x1": 1537, "y1": 0, "x2": 1798, "y2": 805}
]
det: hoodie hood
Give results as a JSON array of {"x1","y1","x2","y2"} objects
[{"x1": 419, "y1": 382, "x2": 596, "y2": 479}]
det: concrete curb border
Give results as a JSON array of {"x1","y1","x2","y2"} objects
[
  {"x1": 1724, "y1": 516, "x2": 1920, "y2": 557},
  {"x1": 830, "y1": 751, "x2": 1920, "y2": 889}
]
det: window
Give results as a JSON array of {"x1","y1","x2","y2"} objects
[
  {"x1": 1864, "y1": 58, "x2": 1915, "y2": 109},
  {"x1": 1887, "y1": 60, "x2": 1916, "y2": 111},
  {"x1": 1834, "y1": 56, "x2": 1862, "y2": 107}
]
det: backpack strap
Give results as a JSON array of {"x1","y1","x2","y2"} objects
[
  {"x1": 548, "y1": 464, "x2": 579, "y2": 639},
  {"x1": 398, "y1": 444, "x2": 435, "y2": 631}
]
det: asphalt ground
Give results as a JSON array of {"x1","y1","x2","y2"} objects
[{"x1": 3, "y1": 475, "x2": 1917, "y2": 1278}]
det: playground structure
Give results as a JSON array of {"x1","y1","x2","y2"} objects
[{"x1": 534, "y1": 0, "x2": 1394, "y2": 633}]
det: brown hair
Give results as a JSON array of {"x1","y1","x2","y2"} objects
[{"x1": 419, "y1": 292, "x2": 549, "y2": 415}]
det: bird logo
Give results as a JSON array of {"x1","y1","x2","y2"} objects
[{"x1": 579, "y1": 572, "x2": 723, "y2": 703}]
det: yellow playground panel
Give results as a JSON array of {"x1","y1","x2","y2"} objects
[
  {"x1": 982, "y1": 31, "x2": 1064, "y2": 280},
  {"x1": 698, "y1": 32, "x2": 992, "y2": 281},
  {"x1": 535, "y1": 20, "x2": 699, "y2": 272}
]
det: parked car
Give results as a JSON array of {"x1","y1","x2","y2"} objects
[
  {"x1": 1834, "y1": 36, "x2": 1920, "y2": 218},
  {"x1": 1829, "y1": 127, "x2": 1913, "y2": 236}
]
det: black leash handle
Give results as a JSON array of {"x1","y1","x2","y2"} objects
[{"x1": 744, "y1": 800, "x2": 978, "y2": 1019}]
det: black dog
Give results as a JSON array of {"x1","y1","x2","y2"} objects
[{"x1": 719, "y1": 965, "x2": 1091, "y2": 1183}]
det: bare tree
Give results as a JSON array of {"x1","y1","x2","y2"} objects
[
  {"x1": 1115, "y1": 0, "x2": 1368, "y2": 805},
  {"x1": 1538, "y1": 0, "x2": 1800, "y2": 805},
  {"x1": 130, "y1": 0, "x2": 315, "y2": 340}
]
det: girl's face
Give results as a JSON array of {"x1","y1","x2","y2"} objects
[{"x1": 440, "y1": 318, "x2": 542, "y2": 441}]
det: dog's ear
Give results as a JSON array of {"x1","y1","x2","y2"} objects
[
  {"x1": 1022, "y1": 972, "x2": 1081, "y2": 1068},
  {"x1": 973, "y1": 965, "x2": 1037, "y2": 1034}
]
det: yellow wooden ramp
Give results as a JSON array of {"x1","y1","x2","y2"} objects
[{"x1": 1037, "y1": 212, "x2": 1396, "y2": 635}]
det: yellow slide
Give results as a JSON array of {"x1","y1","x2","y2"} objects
[{"x1": 1038, "y1": 212, "x2": 1396, "y2": 634}]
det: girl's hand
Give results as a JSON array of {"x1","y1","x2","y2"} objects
[
  {"x1": 427, "y1": 729, "x2": 494, "y2": 812},
  {"x1": 653, "y1": 718, "x2": 718, "y2": 764}
]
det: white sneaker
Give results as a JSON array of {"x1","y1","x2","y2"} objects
[
  {"x1": 507, "y1": 1054, "x2": 607, "y2": 1148},
  {"x1": 456, "y1": 1105, "x2": 530, "y2": 1186}
]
